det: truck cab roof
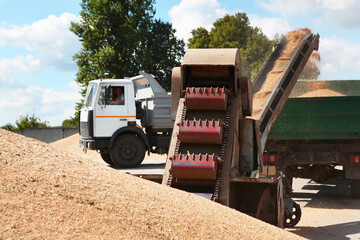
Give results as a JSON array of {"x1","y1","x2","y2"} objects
[{"x1": 89, "y1": 78, "x2": 133, "y2": 85}]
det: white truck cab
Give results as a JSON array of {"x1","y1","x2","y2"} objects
[
  {"x1": 79, "y1": 73, "x2": 173, "y2": 168},
  {"x1": 81, "y1": 79, "x2": 136, "y2": 137}
]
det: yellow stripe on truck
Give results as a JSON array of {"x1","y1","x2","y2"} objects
[{"x1": 96, "y1": 116, "x2": 136, "y2": 118}]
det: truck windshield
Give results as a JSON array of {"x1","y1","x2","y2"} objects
[{"x1": 84, "y1": 83, "x2": 98, "y2": 107}]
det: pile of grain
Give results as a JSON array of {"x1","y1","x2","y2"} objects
[
  {"x1": 50, "y1": 134, "x2": 101, "y2": 162},
  {"x1": 290, "y1": 81, "x2": 345, "y2": 98},
  {"x1": 299, "y1": 89, "x2": 344, "y2": 97},
  {"x1": 289, "y1": 80, "x2": 345, "y2": 98},
  {"x1": 0, "y1": 129, "x2": 302, "y2": 239},
  {"x1": 252, "y1": 28, "x2": 311, "y2": 119}
]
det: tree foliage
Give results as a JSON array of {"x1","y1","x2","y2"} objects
[
  {"x1": 1, "y1": 113, "x2": 79, "y2": 130},
  {"x1": 62, "y1": 116, "x2": 79, "y2": 128},
  {"x1": 62, "y1": 101, "x2": 82, "y2": 128},
  {"x1": 8, "y1": 114, "x2": 50, "y2": 130},
  {"x1": 135, "y1": 19, "x2": 186, "y2": 89},
  {"x1": 71, "y1": 0, "x2": 185, "y2": 96},
  {"x1": 188, "y1": 27, "x2": 210, "y2": 48},
  {"x1": 188, "y1": 13, "x2": 274, "y2": 80},
  {"x1": 1, "y1": 123, "x2": 16, "y2": 130}
]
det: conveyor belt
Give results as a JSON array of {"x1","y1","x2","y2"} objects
[
  {"x1": 166, "y1": 87, "x2": 232, "y2": 201},
  {"x1": 252, "y1": 32, "x2": 320, "y2": 152},
  {"x1": 162, "y1": 34, "x2": 320, "y2": 227}
]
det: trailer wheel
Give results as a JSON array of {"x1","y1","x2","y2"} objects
[
  {"x1": 284, "y1": 201, "x2": 301, "y2": 228},
  {"x1": 110, "y1": 134, "x2": 145, "y2": 168},
  {"x1": 350, "y1": 179, "x2": 360, "y2": 198},
  {"x1": 100, "y1": 152, "x2": 113, "y2": 165}
]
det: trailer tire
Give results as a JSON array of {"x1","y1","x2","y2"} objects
[
  {"x1": 350, "y1": 179, "x2": 360, "y2": 198},
  {"x1": 110, "y1": 134, "x2": 145, "y2": 168},
  {"x1": 100, "y1": 152, "x2": 113, "y2": 165}
]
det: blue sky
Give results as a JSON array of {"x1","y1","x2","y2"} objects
[{"x1": 1, "y1": 0, "x2": 360, "y2": 126}]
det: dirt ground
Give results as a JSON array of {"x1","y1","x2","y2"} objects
[
  {"x1": 0, "y1": 130, "x2": 301, "y2": 239},
  {"x1": 288, "y1": 178, "x2": 360, "y2": 240}
]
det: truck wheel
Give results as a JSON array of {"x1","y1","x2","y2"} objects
[
  {"x1": 350, "y1": 179, "x2": 360, "y2": 198},
  {"x1": 100, "y1": 152, "x2": 113, "y2": 165},
  {"x1": 110, "y1": 134, "x2": 145, "y2": 168},
  {"x1": 284, "y1": 201, "x2": 301, "y2": 228}
]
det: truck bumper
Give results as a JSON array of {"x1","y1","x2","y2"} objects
[{"x1": 79, "y1": 138, "x2": 96, "y2": 150}]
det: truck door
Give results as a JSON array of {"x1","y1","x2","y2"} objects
[{"x1": 94, "y1": 84, "x2": 129, "y2": 137}]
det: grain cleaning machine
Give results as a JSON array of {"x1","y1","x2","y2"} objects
[{"x1": 162, "y1": 32, "x2": 320, "y2": 227}]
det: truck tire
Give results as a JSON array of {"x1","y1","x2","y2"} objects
[
  {"x1": 284, "y1": 201, "x2": 301, "y2": 228},
  {"x1": 350, "y1": 179, "x2": 360, "y2": 198},
  {"x1": 110, "y1": 134, "x2": 145, "y2": 168},
  {"x1": 100, "y1": 152, "x2": 114, "y2": 165}
]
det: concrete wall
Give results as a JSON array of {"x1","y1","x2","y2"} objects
[{"x1": 13, "y1": 128, "x2": 79, "y2": 143}]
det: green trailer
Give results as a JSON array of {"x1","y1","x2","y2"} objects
[{"x1": 265, "y1": 80, "x2": 360, "y2": 198}]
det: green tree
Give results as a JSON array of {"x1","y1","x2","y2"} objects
[
  {"x1": 15, "y1": 114, "x2": 49, "y2": 130},
  {"x1": 62, "y1": 101, "x2": 82, "y2": 128},
  {"x1": 188, "y1": 27, "x2": 210, "y2": 48},
  {"x1": 1, "y1": 123, "x2": 16, "y2": 130},
  {"x1": 62, "y1": 116, "x2": 79, "y2": 128},
  {"x1": 136, "y1": 19, "x2": 185, "y2": 90},
  {"x1": 68, "y1": 0, "x2": 185, "y2": 124},
  {"x1": 188, "y1": 12, "x2": 274, "y2": 80},
  {"x1": 71, "y1": 0, "x2": 184, "y2": 95}
]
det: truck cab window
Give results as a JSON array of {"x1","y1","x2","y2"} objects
[
  {"x1": 110, "y1": 86, "x2": 125, "y2": 105},
  {"x1": 98, "y1": 86, "x2": 106, "y2": 105},
  {"x1": 98, "y1": 86, "x2": 126, "y2": 105},
  {"x1": 84, "y1": 83, "x2": 98, "y2": 107}
]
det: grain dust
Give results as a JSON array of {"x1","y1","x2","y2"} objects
[{"x1": 252, "y1": 28, "x2": 312, "y2": 119}]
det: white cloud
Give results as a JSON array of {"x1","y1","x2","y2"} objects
[
  {"x1": 0, "y1": 13, "x2": 80, "y2": 72},
  {"x1": 169, "y1": 0, "x2": 227, "y2": 42},
  {"x1": 0, "y1": 84, "x2": 81, "y2": 126},
  {"x1": 257, "y1": 0, "x2": 310, "y2": 15},
  {"x1": 257, "y1": 0, "x2": 360, "y2": 29},
  {"x1": 316, "y1": 0, "x2": 360, "y2": 29},
  {"x1": 169, "y1": 0, "x2": 292, "y2": 43},
  {"x1": 248, "y1": 14, "x2": 291, "y2": 39},
  {"x1": 42, "y1": 87, "x2": 80, "y2": 105},
  {"x1": 0, "y1": 55, "x2": 42, "y2": 84},
  {"x1": 318, "y1": 37, "x2": 360, "y2": 79},
  {"x1": 0, "y1": 13, "x2": 82, "y2": 125}
]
